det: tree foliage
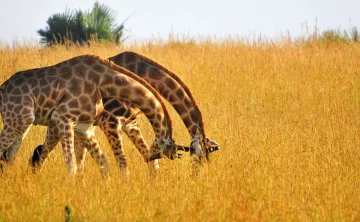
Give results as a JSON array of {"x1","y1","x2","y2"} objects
[{"x1": 37, "y1": 2, "x2": 128, "y2": 46}]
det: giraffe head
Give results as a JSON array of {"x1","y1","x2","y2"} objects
[
  {"x1": 149, "y1": 138, "x2": 189, "y2": 161},
  {"x1": 190, "y1": 136, "x2": 220, "y2": 163}
]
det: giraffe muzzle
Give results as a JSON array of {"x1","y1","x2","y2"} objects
[{"x1": 208, "y1": 146, "x2": 220, "y2": 153}]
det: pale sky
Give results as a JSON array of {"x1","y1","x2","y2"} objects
[{"x1": 0, "y1": 0, "x2": 359, "y2": 44}]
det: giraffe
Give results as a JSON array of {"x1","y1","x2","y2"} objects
[
  {"x1": 0, "y1": 54, "x2": 183, "y2": 175},
  {"x1": 28, "y1": 51, "x2": 219, "y2": 175},
  {"x1": 108, "y1": 51, "x2": 220, "y2": 163}
]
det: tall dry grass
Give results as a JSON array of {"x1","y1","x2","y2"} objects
[{"x1": 0, "y1": 38, "x2": 359, "y2": 221}]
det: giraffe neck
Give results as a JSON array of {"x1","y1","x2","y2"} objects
[
  {"x1": 109, "y1": 51, "x2": 205, "y2": 142},
  {"x1": 92, "y1": 56, "x2": 174, "y2": 142}
]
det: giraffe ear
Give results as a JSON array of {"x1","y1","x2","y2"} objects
[
  {"x1": 175, "y1": 145, "x2": 190, "y2": 152},
  {"x1": 209, "y1": 140, "x2": 219, "y2": 146}
]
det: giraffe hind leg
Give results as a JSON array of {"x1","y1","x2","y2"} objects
[
  {"x1": 31, "y1": 123, "x2": 61, "y2": 172},
  {"x1": 2, "y1": 126, "x2": 32, "y2": 164},
  {"x1": 59, "y1": 123, "x2": 77, "y2": 175},
  {"x1": 44, "y1": 108, "x2": 77, "y2": 175},
  {"x1": 74, "y1": 132, "x2": 87, "y2": 173},
  {"x1": 0, "y1": 114, "x2": 34, "y2": 171},
  {"x1": 122, "y1": 118, "x2": 160, "y2": 176}
]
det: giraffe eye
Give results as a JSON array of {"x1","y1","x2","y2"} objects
[{"x1": 115, "y1": 77, "x2": 122, "y2": 84}]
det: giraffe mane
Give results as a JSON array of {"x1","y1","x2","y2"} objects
[
  {"x1": 116, "y1": 51, "x2": 207, "y2": 138},
  {"x1": 81, "y1": 55, "x2": 173, "y2": 136}
]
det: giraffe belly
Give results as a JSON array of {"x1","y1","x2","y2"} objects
[
  {"x1": 74, "y1": 122, "x2": 94, "y2": 135},
  {"x1": 32, "y1": 115, "x2": 52, "y2": 126}
]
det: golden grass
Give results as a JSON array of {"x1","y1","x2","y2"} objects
[{"x1": 0, "y1": 38, "x2": 360, "y2": 221}]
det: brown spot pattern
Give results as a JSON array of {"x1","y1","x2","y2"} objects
[
  {"x1": 184, "y1": 97, "x2": 192, "y2": 109},
  {"x1": 105, "y1": 86, "x2": 117, "y2": 96},
  {"x1": 79, "y1": 95, "x2": 90, "y2": 105},
  {"x1": 183, "y1": 117, "x2": 192, "y2": 128},
  {"x1": 168, "y1": 94, "x2": 177, "y2": 103},
  {"x1": 87, "y1": 71, "x2": 100, "y2": 83},
  {"x1": 38, "y1": 94, "x2": 46, "y2": 106},
  {"x1": 68, "y1": 99, "x2": 80, "y2": 108},
  {"x1": 124, "y1": 53, "x2": 137, "y2": 64},
  {"x1": 69, "y1": 58, "x2": 81, "y2": 66},
  {"x1": 13, "y1": 76, "x2": 25, "y2": 87},
  {"x1": 165, "y1": 78, "x2": 176, "y2": 89},
  {"x1": 83, "y1": 81, "x2": 95, "y2": 94},
  {"x1": 134, "y1": 87, "x2": 146, "y2": 97},
  {"x1": 125, "y1": 64, "x2": 136, "y2": 73},
  {"x1": 93, "y1": 64, "x2": 105, "y2": 73},
  {"x1": 190, "y1": 109, "x2": 199, "y2": 123},
  {"x1": 120, "y1": 88, "x2": 131, "y2": 97},
  {"x1": 74, "y1": 64, "x2": 87, "y2": 77},
  {"x1": 176, "y1": 89, "x2": 185, "y2": 100},
  {"x1": 77, "y1": 113, "x2": 89, "y2": 121},
  {"x1": 148, "y1": 67, "x2": 163, "y2": 80},
  {"x1": 83, "y1": 58, "x2": 96, "y2": 66},
  {"x1": 136, "y1": 62, "x2": 148, "y2": 77},
  {"x1": 173, "y1": 103, "x2": 187, "y2": 115},
  {"x1": 133, "y1": 98, "x2": 145, "y2": 106}
]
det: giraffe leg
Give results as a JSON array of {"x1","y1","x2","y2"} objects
[
  {"x1": 74, "y1": 132, "x2": 87, "y2": 173},
  {"x1": 31, "y1": 132, "x2": 88, "y2": 173},
  {"x1": 39, "y1": 109, "x2": 77, "y2": 175},
  {"x1": 0, "y1": 114, "x2": 34, "y2": 170},
  {"x1": 31, "y1": 123, "x2": 61, "y2": 171},
  {"x1": 98, "y1": 114, "x2": 129, "y2": 178},
  {"x1": 59, "y1": 122, "x2": 77, "y2": 175},
  {"x1": 122, "y1": 118, "x2": 159, "y2": 177},
  {"x1": 76, "y1": 126, "x2": 109, "y2": 177},
  {"x1": 1, "y1": 126, "x2": 32, "y2": 164}
]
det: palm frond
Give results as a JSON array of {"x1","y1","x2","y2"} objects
[{"x1": 37, "y1": 2, "x2": 129, "y2": 45}]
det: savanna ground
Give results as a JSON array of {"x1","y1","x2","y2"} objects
[{"x1": 0, "y1": 36, "x2": 359, "y2": 221}]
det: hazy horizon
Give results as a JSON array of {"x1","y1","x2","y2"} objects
[{"x1": 0, "y1": 0, "x2": 359, "y2": 45}]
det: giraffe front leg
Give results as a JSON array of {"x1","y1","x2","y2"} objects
[
  {"x1": 0, "y1": 114, "x2": 34, "y2": 171},
  {"x1": 122, "y1": 119, "x2": 159, "y2": 177},
  {"x1": 99, "y1": 114, "x2": 129, "y2": 178},
  {"x1": 81, "y1": 127, "x2": 109, "y2": 178}
]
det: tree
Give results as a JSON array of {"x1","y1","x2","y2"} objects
[{"x1": 37, "y1": 2, "x2": 128, "y2": 46}]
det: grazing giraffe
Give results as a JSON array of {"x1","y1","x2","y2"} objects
[
  {"x1": 29, "y1": 51, "x2": 219, "y2": 174},
  {"x1": 0, "y1": 55, "x2": 182, "y2": 175},
  {"x1": 108, "y1": 52, "x2": 220, "y2": 163}
]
